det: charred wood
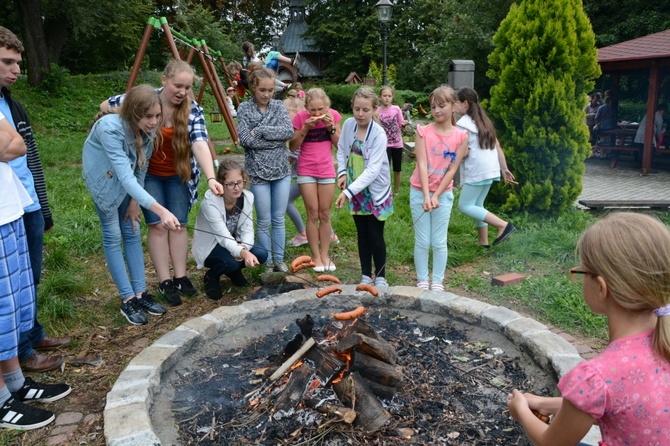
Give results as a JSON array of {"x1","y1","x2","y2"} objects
[
  {"x1": 335, "y1": 333, "x2": 397, "y2": 365},
  {"x1": 273, "y1": 364, "x2": 313, "y2": 416},
  {"x1": 305, "y1": 398, "x2": 356, "y2": 423},
  {"x1": 333, "y1": 372, "x2": 391, "y2": 433},
  {"x1": 350, "y1": 350, "x2": 404, "y2": 389},
  {"x1": 303, "y1": 345, "x2": 345, "y2": 385}
]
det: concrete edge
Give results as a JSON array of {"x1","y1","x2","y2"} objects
[{"x1": 104, "y1": 286, "x2": 596, "y2": 445}]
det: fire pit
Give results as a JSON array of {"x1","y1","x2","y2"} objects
[{"x1": 103, "y1": 286, "x2": 589, "y2": 446}]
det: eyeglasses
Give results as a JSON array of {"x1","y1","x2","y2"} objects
[
  {"x1": 224, "y1": 180, "x2": 245, "y2": 189},
  {"x1": 569, "y1": 267, "x2": 593, "y2": 283}
]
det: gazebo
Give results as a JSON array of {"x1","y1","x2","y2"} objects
[{"x1": 597, "y1": 29, "x2": 670, "y2": 173}]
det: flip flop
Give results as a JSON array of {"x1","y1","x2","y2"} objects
[{"x1": 493, "y1": 223, "x2": 516, "y2": 246}]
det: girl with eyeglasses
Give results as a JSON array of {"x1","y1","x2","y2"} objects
[
  {"x1": 191, "y1": 159, "x2": 267, "y2": 300},
  {"x1": 508, "y1": 212, "x2": 670, "y2": 446}
]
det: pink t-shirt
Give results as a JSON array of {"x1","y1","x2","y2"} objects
[
  {"x1": 558, "y1": 330, "x2": 670, "y2": 446},
  {"x1": 409, "y1": 123, "x2": 467, "y2": 192},
  {"x1": 293, "y1": 109, "x2": 342, "y2": 178},
  {"x1": 378, "y1": 105, "x2": 404, "y2": 148}
]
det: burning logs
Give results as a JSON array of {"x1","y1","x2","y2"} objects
[
  {"x1": 303, "y1": 345, "x2": 345, "y2": 385},
  {"x1": 273, "y1": 364, "x2": 313, "y2": 417},
  {"x1": 333, "y1": 372, "x2": 392, "y2": 433},
  {"x1": 350, "y1": 351, "x2": 404, "y2": 389}
]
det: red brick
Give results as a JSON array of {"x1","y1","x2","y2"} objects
[{"x1": 491, "y1": 273, "x2": 527, "y2": 287}]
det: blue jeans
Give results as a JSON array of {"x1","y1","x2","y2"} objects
[
  {"x1": 17, "y1": 210, "x2": 45, "y2": 362},
  {"x1": 142, "y1": 174, "x2": 191, "y2": 225},
  {"x1": 204, "y1": 244, "x2": 268, "y2": 278},
  {"x1": 95, "y1": 195, "x2": 146, "y2": 300},
  {"x1": 250, "y1": 175, "x2": 291, "y2": 263},
  {"x1": 410, "y1": 188, "x2": 453, "y2": 284},
  {"x1": 458, "y1": 183, "x2": 493, "y2": 228}
]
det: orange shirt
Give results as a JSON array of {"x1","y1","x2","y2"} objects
[{"x1": 148, "y1": 127, "x2": 177, "y2": 177}]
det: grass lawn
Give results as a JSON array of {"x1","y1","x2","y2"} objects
[{"x1": 4, "y1": 73, "x2": 669, "y2": 445}]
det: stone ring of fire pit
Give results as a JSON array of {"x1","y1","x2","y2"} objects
[{"x1": 103, "y1": 286, "x2": 600, "y2": 445}]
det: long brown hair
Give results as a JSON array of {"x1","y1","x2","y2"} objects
[
  {"x1": 457, "y1": 87, "x2": 497, "y2": 150},
  {"x1": 578, "y1": 212, "x2": 670, "y2": 361},
  {"x1": 163, "y1": 60, "x2": 196, "y2": 183},
  {"x1": 117, "y1": 84, "x2": 162, "y2": 169}
]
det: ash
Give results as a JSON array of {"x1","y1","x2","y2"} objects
[{"x1": 170, "y1": 310, "x2": 552, "y2": 445}]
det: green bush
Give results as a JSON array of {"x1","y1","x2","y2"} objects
[{"x1": 486, "y1": 0, "x2": 601, "y2": 215}]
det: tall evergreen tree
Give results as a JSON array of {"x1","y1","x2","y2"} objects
[{"x1": 486, "y1": 0, "x2": 600, "y2": 214}]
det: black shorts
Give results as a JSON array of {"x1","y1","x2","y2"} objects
[{"x1": 386, "y1": 147, "x2": 402, "y2": 172}]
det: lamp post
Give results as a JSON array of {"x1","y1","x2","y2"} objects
[{"x1": 375, "y1": 0, "x2": 393, "y2": 86}]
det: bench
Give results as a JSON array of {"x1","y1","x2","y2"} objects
[
  {"x1": 579, "y1": 200, "x2": 670, "y2": 210},
  {"x1": 592, "y1": 144, "x2": 641, "y2": 168}
]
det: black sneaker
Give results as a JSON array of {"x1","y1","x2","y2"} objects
[
  {"x1": 226, "y1": 269, "x2": 249, "y2": 287},
  {"x1": 203, "y1": 272, "x2": 222, "y2": 300},
  {"x1": 136, "y1": 292, "x2": 166, "y2": 316},
  {"x1": 13, "y1": 377, "x2": 71, "y2": 403},
  {"x1": 0, "y1": 397, "x2": 55, "y2": 430},
  {"x1": 174, "y1": 276, "x2": 197, "y2": 297},
  {"x1": 120, "y1": 298, "x2": 148, "y2": 325},
  {"x1": 158, "y1": 279, "x2": 182, "y2": 306}
]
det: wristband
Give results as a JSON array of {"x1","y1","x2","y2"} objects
[{"x1": 207, "y1": 177, "x2": 216, "y2": 182}]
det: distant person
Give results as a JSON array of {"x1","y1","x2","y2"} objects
[
  {"x1": 289, "y1": 88, "x2": 342, "y2": 271},
  {"x1": 594, "y1": 96, "x2": 617, "y2": 145},
  {"x1": 0, "y1": 110, "x2": 72, "y2": 431},
  {"x1": 295, "y1": 82, "x2": 305, "y2": 99},
  {"x1": 456, "y1": 87, "x2": 516, "y2": 249},
  {"x1": 192, "y1": 160, "x2": 267, "y2": 300},
  {"x1": 86, "y1": 85, "x2": 182, "y2": 325},
  {"x1": 225, "y1": 87, "x2": 237, "y2": 118},
  {"x1": 378, "y1": 86, "x2": 407, "y2": 195},
  {"x1": 237, "y1": 68, "x2": 294, "y2": 273},
  {"x1": 583, "y1": 93, "x2": 600, "y2": 144},
  {"x1": 0, "y1": 26, "x2": 69, "y2": 373},
  {"x1": 409, "y1": 85, "x2": 468, "y2": 292},
  {"x1": 634, "y1": 103, "x2": 666, "y2": 149},
  {"x1": 241, "y1": 42, "x2": 297, "y2": 92},
  {"x1": 336, "y1": 87, "x2": 393, "y2": 288},
  {"x1": 508, "y1": 212, "x2": 670, "y2": 446}
]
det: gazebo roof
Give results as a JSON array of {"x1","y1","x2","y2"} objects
[{"x1": 598, "y1": 29, "x2": 670, "y2": 67}]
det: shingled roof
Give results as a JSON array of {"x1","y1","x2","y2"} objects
[
  {"x1": 598, "y1": 29, "x2": 670, "y2": 65},
  {"x1": 278, "y1": 0, "x2": 323, "y2": 77}
]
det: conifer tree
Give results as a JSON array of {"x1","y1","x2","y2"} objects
[{"x1": 486, "y1": 0, "x2": 600, "y2": 214}]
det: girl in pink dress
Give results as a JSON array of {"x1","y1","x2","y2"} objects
[
  {"x1": 507, "y1": 212, "x2": 670, "y2": 446},
  {"x1": 289, "y1": 88, "x2": 342, "y2": 271},
  {"x1": 378, "y1": 86, "x2": 407, "y2": 195}
]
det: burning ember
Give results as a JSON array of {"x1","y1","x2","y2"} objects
[{"x1": 170, "y1": 309, "x2": 548, "y2": 445}]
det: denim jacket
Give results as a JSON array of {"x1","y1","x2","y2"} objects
[{"x1": 82, "y1": 114, "x2": 156, "y2": 216}]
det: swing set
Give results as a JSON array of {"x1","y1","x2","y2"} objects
[{"x1": 125, "y1": 17, "x2": 239, "y2": 145}]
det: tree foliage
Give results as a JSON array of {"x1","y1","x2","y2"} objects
[
  {"x1": 486, "y1": 0, "x2": 600, "y2": 215},
  {"x1": 583, "y1": 0, "x2": 670, "y2": 47}
]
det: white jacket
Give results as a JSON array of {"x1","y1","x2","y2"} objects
[
  {"x1": 191, "y1": 189, "x2": 255, "y2": 268},
  {"x1": 456, "y1": 115, "x2": 501, "y2": 184}
]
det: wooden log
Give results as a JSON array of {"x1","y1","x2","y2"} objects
[
  {"x1": 350, "y1": 351, "x2": 404, "y2": 388},
  {"x1": 360, "y1": 376, "x2": 401, "y2": 400},
  {"x1": 273, "y1": 364, "x2": 313, "y2": 417},
  {"x1": 341, "y1": 318, "x2": 383, "y2": 341},
  {"x1": 269, "y1": 337, "x2": 316, "y2": 382},
  {"x1": 305, "y1": 398, "x2": 356, "y2": 423},
  {"x1": 303, "y1": 345, "x2": 345, "y2": 385},
  {"x1": 335, "y1": 333, "x2": 397, "y2": 365},
  {"x1": 333, "y1": 372, "x2": 391, "y2": 433}
]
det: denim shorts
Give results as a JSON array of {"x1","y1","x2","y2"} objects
[
  {"x1": 297, "y1": 175, "x2": 336, "y2": 185},
  {"x1": 142, "y1": 174, "x2": 191, "y2": 225}
]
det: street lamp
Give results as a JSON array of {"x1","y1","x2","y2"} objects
[{"x1": 375, "y1": 0, "x2": 393, "y2": 86}]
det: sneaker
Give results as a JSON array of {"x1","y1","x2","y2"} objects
[
  {"x1": 120, "y1": 298, "x2": 148, "y2": 325},
  {"x1": 158, "y1": 279, "x2": 182, "y2": 306},
  {"x1": 137, "y1": 292, "x2": 167, "y2": 316},
  {"x1": 226, "y1": 269, "x2": 249, "y2": 287},
  {"x1": 330, "y1": 233, "x2": 340, "y2": 244},
  {"x1": 374, "y1": 277, "x2": 389, "y2": 288},
  {"x1": 292, "y1": 52, "x2": 300, "y2": 67},
  {"x1": 174, "y1": 276, "x2": 197, "y2": 297},
  {"x1": 288, "y1": 233, "x2": 308, "y2": 247},
  {"x1": 274, "y1": 261, "x2": 289, "y2": 273},
  {"x1": 360, "y1": 275, "x2": 373, "y2": 285},
  {"x1": 264, "y1": 263, "x2": 275, "y2": 274},
  {"x1": 431, "y1": 283, "x2": 445, "y2": 292},
  {"x1": 203, "y1": 271, "x2": 222, "y2": 300},
  {"x1": 13, "y1": 377, "x2": 71, "y2": 403},
  {"x1": 417, "y1": 280, "x2": 430, "y2": 290},
  {"x1": 0, "y1": 397, "x2": 55, "y2": 430}
]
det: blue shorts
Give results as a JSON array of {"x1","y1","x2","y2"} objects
[
  {"x1": 297, "y1": 175, "x2": 336, "y2": 185},
  {"x1": 142, "y1": 174, "x2": 191, "y2": 225}
]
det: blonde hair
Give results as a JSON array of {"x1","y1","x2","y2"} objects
[
  {"x1": 163, "y1": 60, "x2": 196, "y2": 183},
  {"x1": 305, "y1": 87, "x2": 331, "y2": 110},
  {"x1": 117, "y1": 84, "x2": 162, "y2": 169},
  {"x1": 351, "y1": 87, "x2": 380, "y2": 124},
  {"x1": 429, "y1": 85, "x2": 458, "y2": 126},
  {"x1": 379, "y1": 85, "x2": 394, "y2": 98},
  {"x1": 283, "y1": 96, "x2": 304, "y2": 120},
  {"x1": 578, "y1": 212, "x2": 670, "y2": 361}
]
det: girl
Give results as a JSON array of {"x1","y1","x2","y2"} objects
[
  {"x1": 410, "y1": 85, "x2": 468, "y2": 291},
  {"x1": 336, "y1": 87, "x2": 393, "y2": 287},
  {"x1": 102, "y1": 60, "x2": 223, "y2": 307},
  {"x1": 289, "y1": 88, "x2": 342, "y2": 271},
  {"x1": 237, "y1": 68, "x2": 295, "y2": 273},
  {"x1": 284, "y1": 91, "x2": 309, "y2": 247},
  {"x1": 508, "y1": 212, "x2": 670, "y2": 446},
  {"x1": 191, "y1": 160, "x2": 267, "y2": 300},
  {"x1": 455, "y1": 87, "x2": 516, "y2": 248},
  {"x1": 378, "y1": 86, "x2": 407, "y2": 195},
  {"x1": 241, "y1": 42, "x2": 295, "y2": 92},
  {"x1": 85, "y1": 85, "x2": 181, "y2": 325}
]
